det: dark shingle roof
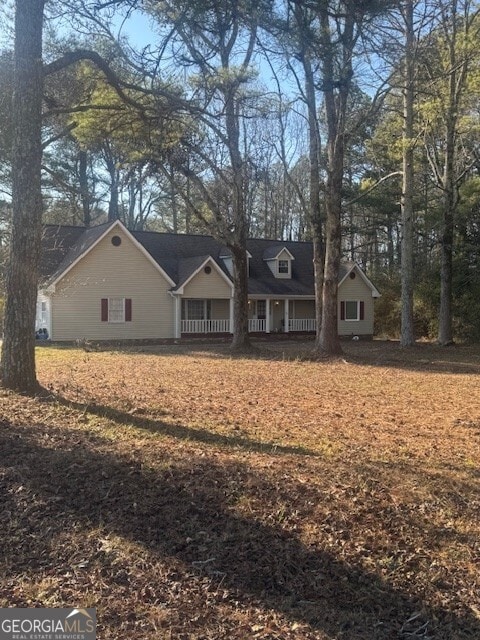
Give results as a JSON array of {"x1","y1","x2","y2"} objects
[
  {"x1": 40, "y1": 222, "x2": 363, "y2": 297},
  {"x1": 262, "y1": 245, "x2": 293, "y2": 261}
]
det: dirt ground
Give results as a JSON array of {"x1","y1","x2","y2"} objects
[{"x1": 0, "y1": 339, "x2": 479, "y2": 639}]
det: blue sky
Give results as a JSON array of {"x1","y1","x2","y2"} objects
[{"x1": 112, "y1": 8, "x2": 158, "y2": 49}]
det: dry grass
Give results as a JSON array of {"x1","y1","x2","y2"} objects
[{"x1": 1, "y1": 339, "x2": 479, "y2": 639}]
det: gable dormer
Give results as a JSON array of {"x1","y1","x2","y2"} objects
[
  {"x1": 220, "y1": 248, "x2": 252, "y2": 277},
  {"x1": 263, "y1": 246, "x2": 295, "y2": 279}
]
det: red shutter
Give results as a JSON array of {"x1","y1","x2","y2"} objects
[
  {"x1": 340, "y1": 301, "x2": 345, "y2": 320},
  {"x1": 101, "y1": 298, "x2": 108, "y2": 322},
  {"x1": 125, "y1": 298, "x2": 132, "y2": 322},
  {"x1": 360, "y1": 301, "x2": 365, "y2": 320}
]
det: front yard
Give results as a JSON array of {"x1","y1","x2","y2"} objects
[{"x1": 0, "y1": 340, "x2": 479, "y2": 638}]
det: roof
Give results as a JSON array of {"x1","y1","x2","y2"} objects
[
  {"x1": 39, "y1": 221, "x2": 379, "y2": 298},
  {"x1": 262, "y1": 245, "x2": 295, "y2": 261}
]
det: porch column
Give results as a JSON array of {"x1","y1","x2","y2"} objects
[
  {"x1": 174, "y1": 295, "x2": 181, "y2": 339},
  {"x1": 284, "y1": 298, "x2": 290, "y2": 333},
  {"x1": 265, "y1": 298, "x2": 270, "y2": 333},
  {"x1": 229, "y1": 297, "x2": 234, "y2": 334}
]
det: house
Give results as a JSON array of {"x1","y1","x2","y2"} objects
[{"x1": 36, "y1": 220, "x2": 380, "y2": 341}]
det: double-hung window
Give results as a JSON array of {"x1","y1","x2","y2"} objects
[
  {"x1": 101, "y1": 298, "x2": 132, "y2": 323},
  {"x1": 278, "y1": 259, "x2": 289, "y2": 275},
  {"x1": 341, "y1": 300, "x2": 364, "y2": 321}
]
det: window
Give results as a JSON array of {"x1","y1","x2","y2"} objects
[
  {"x1": 109, "y1": 298, "x2": 125, "y2": 323},
  {"x1": 182, "y1": 299, "x2": 211, "y2": 320},
  {"x1": 278, "y1": 260, "x2": 289, "y2": 274},
  {"x1": 187, "y1": 299, "x2": 205, "y2": 320},
  {"x1": 341, "y1": 300, "x2": 364, "y2": 321},
  {"x1": 101, "y1": 298, "x2": 132, "y2": 323},
  {"x1": 256, "y1": 300, "x2": 266, "y2": 320}
]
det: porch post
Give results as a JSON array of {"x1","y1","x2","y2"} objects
[
  {"x1": 265, "y1": 298, "x2": 270, "y2": 333},
  {"x1": 284, "y1": 298, "x2": 290, "y2": 333},
  {"x1": 229, "y1": 297, "x2": 234, "y2": 334},
  {"x1": 174, "y1": 295, "x2": 181, "y2": 339}
]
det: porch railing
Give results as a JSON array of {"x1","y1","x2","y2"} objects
[
  {"x1": 288, "y1": 318, "x2": 316, "y2": 332},
  {"x1": 181, "y1": 319, "x2": 231, "y2": 334},
  {"x1": 248, "y1": 319, "x2": 266, "y2": 332},
  {"x1": 181, "y1": 317, "x2": 316, "y2": 334}
]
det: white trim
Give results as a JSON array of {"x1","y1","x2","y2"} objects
[
  {"x1": 248, "y1": 295, "x2": 316, "y2": 301},
  {"x1": 263, "y1": 247, "x2": 295, "y2": 261},
  {"x1": 48, "y1": 220, "x2": 176, "y2": 290},
  {"x1": 338, "y1": 262, "x2": 381, "y2": 298},
  {"x1": 175, "y1": 256, "x2": 233, "y2": 294},
  {"x1": 173, "y1": 294, "x2": 181, "y2": 339}
]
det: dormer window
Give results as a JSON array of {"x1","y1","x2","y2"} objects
[
  {"x1": 220, "y1": 249, "x2": 252, "y2": 277},
  {"x1": 263, "y1": 246, "x2": 294, "y2": 279},
  {"x1": 278, "y1": 260, "x2": 289, "y2": 275}
]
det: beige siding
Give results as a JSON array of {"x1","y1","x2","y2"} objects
[
  {"x1": 51, "y1": 227, "x2": 174, "y2": 340},
  {"x1": 338, "y1": 273, "x2": 374, "y2": 336},
  {"x1": 182, "y1": 265, "x2": 232, "y2": 298},
  {"x1": 292, "y1": 300, "x2": 315, "y2": 319},
  {"x1": 211, "y1": 299, "x2": 229, "y2": 319}
]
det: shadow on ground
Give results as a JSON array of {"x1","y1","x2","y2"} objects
[
  {"x1": 1, "y1": 416, "x2": 478, "y2": 639},
  {"x1": 55, "y1": 396, "x2": 317, "y2": 457}
]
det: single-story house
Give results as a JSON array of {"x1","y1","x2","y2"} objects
[{"x1": 36, "y1": 220, "x2": 380, "y2": 341}]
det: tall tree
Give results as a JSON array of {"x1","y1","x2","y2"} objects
[
  {"x1": 400, "y1": 0, "x2": 416, "y2": 347},
  {"x1": 145, "y1": 0, "x2": 270, "y2": 350},
  {"x1": 421, "y1": 0, "x2": 480, "y2": 345},
  {"x1": 1, "y1": 0, "x2": 45, "y2": 392},
  {"x1": 311, "y1": 1, "x2": 388, "y2": 355}
]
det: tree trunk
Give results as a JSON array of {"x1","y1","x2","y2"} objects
[
  {"x1": 318, "y1": 150, "x2": 343, "y2": 356},
  {"x1": 438, "y1": 204, "x2": 454, "y2": 345},
  {"x1": 230, "y1": 244, "x2": 251, "y2": 351},
  {"x1": 104, "y1": 148, "x2": 119, "y2": 222},
  {"x1": 316, "y1": 4, "x2": 354, "y2": 356},
  {"x1": 438, "y1": 123, "x2": 456, "y2": 345},
  {"x1": 225, "y1": 84, "x2": 252, "y2": 352},
  {"x1": 437, "y1": 4, "x2": 464, "y2": 346},
  {"x1": 1, "y1": 0, "x2": 45, "y2": 394},
  {"x1": 78, "y1": 149, "x2": 91, "y2": 226},
  {"x1": 302, "y1": 53, "x2": 325, "y2": 353},
  {"x1": 400, "y1": 0, "x2": 415, "y2": 347}
]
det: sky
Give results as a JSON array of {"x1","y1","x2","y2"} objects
[
  {"x1": 111, "y1": 8, "x2": 158, "y2": 49},
  {"x1": 0, "y1": 4, "x2": 157, "y2": 52}
]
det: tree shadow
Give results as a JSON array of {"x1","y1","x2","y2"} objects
[
  {"x1": 52, "y1": 395, "x2": 317, "y2": 457},
  {"x1": 1, "y1": 419, "x2": 478, "y2": 639}
]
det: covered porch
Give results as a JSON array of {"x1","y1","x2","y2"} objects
[{"x1": 175, "y1": 296, "x2": 316, "y2": 336}]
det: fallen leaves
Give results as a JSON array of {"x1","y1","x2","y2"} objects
[{"x1": 0, "y1": 340, "x2": 478, "y2": 638}]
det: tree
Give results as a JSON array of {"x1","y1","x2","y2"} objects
[
  {"x1": 400, "y1": 0, "x2": 416, "y2": 347},
  {"x1": 144, "y1": 0, "x2": 271, "y2": 350},
  {"x1": 419, "y1": 0, "x2": 480, "y2": 345},
  {"x1": 1, "y1": 0, "x2": 45, "y2": 393},
  {"x1": 311, "y1": 1, "x2": 389, "y2": 355}
]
